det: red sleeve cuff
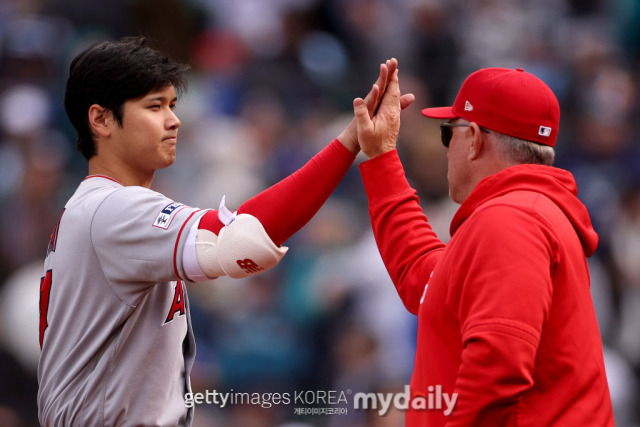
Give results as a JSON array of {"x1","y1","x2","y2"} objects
[
  {"x1": 330, "y1": 138, "x2": 357, "y2": 161},
  {"x1": 359, "y1": 149, "x2": 414, "y2": 206}
]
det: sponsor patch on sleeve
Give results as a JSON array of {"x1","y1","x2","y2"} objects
[{"x1": 153, "y1": 202, "x2": 185, "y2": 229}]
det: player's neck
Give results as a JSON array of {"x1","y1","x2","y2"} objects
[{"x1": 88, "y1": 157, "x2": 154, "y2": 188}]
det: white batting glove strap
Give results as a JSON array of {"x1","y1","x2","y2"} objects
[
  {"x1": 218, "y1": 195, "x2": 236, "y2": 226},
  {"x1": 217, "y1": 213, "x2": 288, "y2": 279}
]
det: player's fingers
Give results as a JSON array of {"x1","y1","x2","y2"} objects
[
  {"x1": 363, "y1": 63, "x2": 386, "y2": 108},
  {"x1": 375, "y1": 62, "x2": 389, "y2": 96},
  {"x1": 376, "y1": 59, "x2": 392, "y2": 102},
  {"x1": 363, "y1": 84, "x2": 381, "y2": 113},
  {"x1": 400, "y1": 93, "x2": 416, "y2": 111}
]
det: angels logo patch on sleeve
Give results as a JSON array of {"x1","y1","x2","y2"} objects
[{"x1": 153, "y1": 202, "x2": 185, "y2": 229}]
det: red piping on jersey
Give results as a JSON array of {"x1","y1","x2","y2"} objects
[
  {"x1": 84, "y1": 175, "x2": 122, "y2": 185},
  {"x1": 173, "y1": 210, "x2": 203, "y2": 280}
]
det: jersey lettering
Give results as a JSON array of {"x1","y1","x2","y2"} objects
[
  {"x1": 165, "y1": 281, "x2": 186, "y2": 323},
  {"x1": 236, "y1": 258, "x2": 263, "y2": 274},
  {"x1": 47, "y1": 209, "x2": 65, "y2": 256},
  {"x1": 40, "y1": 270, "x2": 53, "y2": 348},
  {"x1": 41, "y1": 210, "x2": 64, "y2": 348}
]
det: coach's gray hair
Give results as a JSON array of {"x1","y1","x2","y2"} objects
[{"x1": 490, "y1": 131, "x2": 555, "y2": 166}]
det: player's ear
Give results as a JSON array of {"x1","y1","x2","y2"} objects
[{"x1": 88, "y1": 104, "x2": 113, "y2": 138}]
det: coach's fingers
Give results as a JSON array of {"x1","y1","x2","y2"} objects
[
  {"x1": 383, "y1": 58, "x2": 398, "y2": 95},
  {"x1": 364, "y1": 58, "x2": 399, "y2": 115},
  {"x1": 371, "y1": 59, "x2": 398, "y2": 115},
  {"x1": 400, "y1": 93, "x2": 416, "y2": 111},
  {"x1": 354, "y1": 97, "x2": 389, "y2": 159},
  {"x1": 375, "y1": 59, "x2": 396, "y2": 102},
  {"x1": 377, "y1": 69, "x2": 401, "y2": 115},
  {"x1": 353, "y1": 97, "x2": 373, "y2": 134}
]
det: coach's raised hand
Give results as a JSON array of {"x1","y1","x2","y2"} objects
[
  {"x1": 338, "y1": 58, "x2": 413, "y2": 154},
  {"x1": 353, "y1": 65, "x2": 414, "y2": 159}
]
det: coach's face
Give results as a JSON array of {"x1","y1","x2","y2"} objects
[
  {"x1": 111, "y1": 85, "x2": 181, "y2": 173},
  {"x1": 446, "y1": 119, "x2": 473, "y2": 204}
]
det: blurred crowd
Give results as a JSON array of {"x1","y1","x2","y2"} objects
[{"x1": 1, "y1": 0, "x2": 639, "y2": 426}]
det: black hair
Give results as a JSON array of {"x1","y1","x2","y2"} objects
[{"x1": 64, "y1": 36, "x2": 190, "y2": 160}]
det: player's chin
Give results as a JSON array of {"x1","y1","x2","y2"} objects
[{"x1": 158, "y1": 152, "x2": 177, "y2": 169}]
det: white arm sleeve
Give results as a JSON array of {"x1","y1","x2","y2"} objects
[{"x1": 182, "y1": 199, "x2": 288, "y2": 281}]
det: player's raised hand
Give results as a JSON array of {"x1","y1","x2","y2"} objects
[
  {"x1": 353, "y1": 67, "x2": 415, "y2": 159},
  {"x1": 337, "y1": 58, "x2": 399, "y2": 153}
]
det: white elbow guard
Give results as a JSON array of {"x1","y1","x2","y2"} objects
[{"x1": 195, "y1": 213, "x2": 288, "y2": 279}]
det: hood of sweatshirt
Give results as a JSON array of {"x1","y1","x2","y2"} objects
[{"x1": 450, "y1": 164, "x2": 599, "y2": 257}]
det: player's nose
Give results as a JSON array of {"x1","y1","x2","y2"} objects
[{"x1": 166, "y1": 110, "x2": 181, "y2": 130}]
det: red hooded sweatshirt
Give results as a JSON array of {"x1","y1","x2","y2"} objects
[{"x1": 360, "y1": 150, "x2": 614, "y2": 426}]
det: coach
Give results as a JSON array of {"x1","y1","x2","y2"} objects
[{"x1": 352, "y1": 67, "x2": 614, "y2": 426}]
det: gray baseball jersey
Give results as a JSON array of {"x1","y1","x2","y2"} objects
[{"x1": 38, "y1": 175, "x2": 206, "y2": 426}]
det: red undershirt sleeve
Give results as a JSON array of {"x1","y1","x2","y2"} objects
[{"x1": 198, "y1": 139, "x2": 355, "y2": 246}]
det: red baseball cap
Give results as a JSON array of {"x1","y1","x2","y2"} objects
[{"x1": 421, "y1": 67, "x2": 560, "y2": 146}]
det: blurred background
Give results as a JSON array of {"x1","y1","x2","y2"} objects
[{"x1": 0, "y1": 0, "x2": 639, "y2": 425}]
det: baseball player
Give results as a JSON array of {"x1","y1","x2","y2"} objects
[{"x1": 37, "y1": 37, "x2": 414, "y2": 426}]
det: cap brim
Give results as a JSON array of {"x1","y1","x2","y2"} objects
[{"x1": 421, "y1": 106, "x2": 456, "y2": 119}]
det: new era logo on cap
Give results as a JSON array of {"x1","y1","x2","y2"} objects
[
  {"x1": 464, "y1": 101, "x2": 473, "y2": 111},
  {"x1": 538, "y1": 126, "x2": 552, "y2": 137}
]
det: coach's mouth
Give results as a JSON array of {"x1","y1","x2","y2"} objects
[{"x1": 163, "y1": 135, "x2": 178, "y2": 144}]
